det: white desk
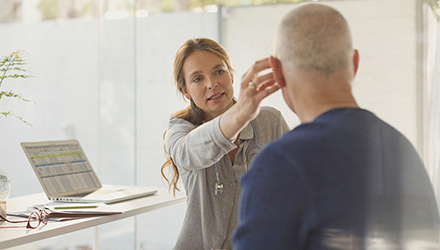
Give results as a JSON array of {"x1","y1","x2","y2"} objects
[{"x1": 0, "y1": 187, "x2": 186, "y2": 249}]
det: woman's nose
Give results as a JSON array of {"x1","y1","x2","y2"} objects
[{"x1": 207, "y1": 79, "x2": 218, "y2": 90}]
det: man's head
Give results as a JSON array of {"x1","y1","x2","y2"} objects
[
  {"x1": 271, "y1": 3, "x2": 359, "y2": 121},
  {"x1": 274, "y1": 3, "x2": 354, "y2": 75}
]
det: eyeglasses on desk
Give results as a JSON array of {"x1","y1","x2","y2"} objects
[{"x1": 0, "y1": 207, "x2": 48, "y2": 229}]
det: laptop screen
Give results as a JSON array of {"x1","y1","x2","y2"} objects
[{"x1": 21, "y1": 140, "x2": 102, "y2": 197}]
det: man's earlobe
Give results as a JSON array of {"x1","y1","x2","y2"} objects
[{"x1": 270, "y1": 56, "x2": 286, "y2": 88}]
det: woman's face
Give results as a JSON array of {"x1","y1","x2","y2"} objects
[{"x1": 182, "y1": 50, "x2": 234, "y2": 121}]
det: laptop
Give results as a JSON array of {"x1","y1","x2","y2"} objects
[{"x1": 21, "y1": 140, "x2": 157, "y2": 204}]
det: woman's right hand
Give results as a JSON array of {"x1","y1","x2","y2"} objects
[
  {"x1": 219, "y1": 57, "x2": 281, "y2": 141},
  {"x1": 237, "y1": 57, "x2": 281, "y2": 122}
]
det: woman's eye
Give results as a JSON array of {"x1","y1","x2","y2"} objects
[
  {"x1": 216, "y1": 69, "x2": 225, "y2": 75},
  {"x1": 192, "y1": 77, "x2": 201, "y2": 83}
]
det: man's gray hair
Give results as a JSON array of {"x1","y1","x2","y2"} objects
[{"x1": 274, "y1": 3, "x2": 353, "y2": 75}]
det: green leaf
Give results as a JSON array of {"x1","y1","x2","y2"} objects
[
  {"x1": 0, "y1": 50, "x2": 35, "y2": 128},
  {"x1": 0, "y1": 91, "x2": 36, "y2": 104},
  {"x1": 0, "y1": 111, "x2": 34, "y2": 129},
  {"x1": 0, "y1": 74, "x2": 33, "y2": 79}
]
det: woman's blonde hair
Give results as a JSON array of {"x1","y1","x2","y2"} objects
[{"x1": 161, "y1": 38, "x2": 234, "y2": 194}]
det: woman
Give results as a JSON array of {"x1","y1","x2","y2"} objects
[{"x1": 161, "y1": 38, "x2": 289, "y2": 250}]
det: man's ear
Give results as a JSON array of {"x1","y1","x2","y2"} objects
[
  {"x1": 353, "y1": 49, "x2": 360, "y2": 77},
  {"x1": 270, "y1": 56, "x2": 286, "y2": 88}
]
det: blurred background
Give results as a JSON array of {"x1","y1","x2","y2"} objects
[{"x1": 0, "y1": 0, "x2": 439, "y2": 249}]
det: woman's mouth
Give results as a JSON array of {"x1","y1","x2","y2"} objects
[{"x1": 208, "y1": 92, "x2": 225, "y2": 101}]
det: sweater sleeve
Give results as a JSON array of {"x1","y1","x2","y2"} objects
[{"x1": 165, "y1": 116, "x2": 236, "y2": 171}]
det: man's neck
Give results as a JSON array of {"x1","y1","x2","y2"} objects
[
  {"x1": 285, "y1": 66, "x2": 359, "y2": 124},
  {"x1": 296, "y1": 89, "x2": 359, "y2": 124},
  {"x1": 300, "y1": 102, "x2": 359, "y2": 124}
]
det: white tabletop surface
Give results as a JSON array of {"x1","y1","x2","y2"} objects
[{"x1": 0, "y1": 187, "x2": 186, "y2": 249}]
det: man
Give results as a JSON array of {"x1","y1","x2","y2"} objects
[{"x1": 233, "y1": 3, "x2": 439, "y2": 249}]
